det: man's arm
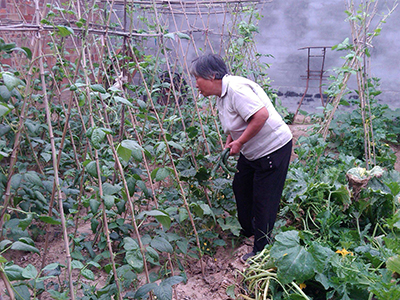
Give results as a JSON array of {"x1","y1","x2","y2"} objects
[{"x1": 228, "y1": 107, "x2": 269, "y2": 155}]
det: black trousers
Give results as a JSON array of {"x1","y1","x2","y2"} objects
[{"x1": 232, "y1": 140, "x2": 292, "y2": 253}]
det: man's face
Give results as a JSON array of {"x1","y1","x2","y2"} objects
[{"x1": 195, "y1": 76, "x2": 215, "y2": 97}]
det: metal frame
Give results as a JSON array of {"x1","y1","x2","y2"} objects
[{"x1": 295, "y1": 46, "x2": 331, "y2": 117}]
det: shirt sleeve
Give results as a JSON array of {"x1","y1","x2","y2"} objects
[{"x1": 231, "y1": 85, "x2": 265, "y2": 122}]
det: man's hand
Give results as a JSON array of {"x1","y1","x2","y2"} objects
[
  {"x1": 227, "y1": 140, "x2": 243, "y2": 155},
  {"x1": 227, "y1": 107, "x2": 269, "y2": 155}
]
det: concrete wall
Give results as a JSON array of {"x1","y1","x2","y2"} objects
[{"x1": 256, "y1": 0, "x2": 400, "y2": 113}]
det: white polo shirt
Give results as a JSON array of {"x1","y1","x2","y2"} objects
[{"x1": 217, "y1": 75, "x2": 292, "y2": 161}]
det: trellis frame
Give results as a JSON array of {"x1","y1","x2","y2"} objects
[{"x1": 0, "y1": 0, "x2": 272, "y2": 298}]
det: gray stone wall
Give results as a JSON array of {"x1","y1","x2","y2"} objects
[{"x1": 256, "y1": 0, "x2": 400, "y2": 113}]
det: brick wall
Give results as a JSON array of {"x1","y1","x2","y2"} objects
[{"x1": 0, "y1": 0, "x2": 36, "y2": 24}]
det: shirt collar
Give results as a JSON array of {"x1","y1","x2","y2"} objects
[{"x1": 220, "y1": 74, "x2": 229, "y2": 98}]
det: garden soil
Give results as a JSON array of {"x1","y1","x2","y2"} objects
[{"x1": 1, "y1": 119, "x2": 400, "y2": 300}]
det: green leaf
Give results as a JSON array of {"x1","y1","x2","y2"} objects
[
  {"x1": 0, "y1": 103, "x2": 14, "y2": 117},
  {"x1": 56, "y1": 25, "x2": 74, "y2": 37},
  {"x1": 10, "y1": 174, "x2": 21, "y2": 190},
  {"x1": 19, "y1": 237, "x2": 34, "y2": 246},
  {"x1": 136, "y1": 99, "x2": 147, "y2": 109},
  {"x1": 126, "y1": 177, "x2": 136, "y2": 197},
  {"x1": 134, "y1": 282, "x2": 158, "y2": 299},
  {"x1": 81, "y1": 268, "x2": 95, "y2": 280},
  {"x1": 102, "y1": 195, "x2": 115, "y2": 209},
  {"x1": 176, "y1": 32, "x2": 190, "y2": 40},
  {"x1": 20, "y1": 47, "x2": 32, "y2": 59},
  {"x1": 167, "y1": 141, "x2": 183, "y2": 151},
  {"x1": 226, "y1": 284, "x2": 236, "y2": 298},
  {"x1": 90, "y1": 84, "x2": 106, "y2": 93},
  {"x1": 91, "y1": 128, "x2": 106, "y2": 149},
  {"x1": 126, "y1": 249, "x2": 144, "y2": 273},
  {"x1": 47, "y1": 290, "x2": 70, "y2": 300},
  {"x1": 178, "y1": 207, "x2": 188, "y2": 223},
  {"x1": 163, "y1": 276, "x2": 184, "y2": 286},
  {"x1": 11, "y1": 241, "x2": 40, "y2": 254},
  {"x1": 151, "y1": 167, "x2": 170, "y2": 182},
  {"x1": 164, "y1": 33, "x2": 176, "y2": 40},
  {"x1": 118, "y1": 139, "x2": 143, "y2": 162},
  {"x1": 117, "y1": 143, "x2": 132, "y2": 162},
  {"x1": 176, "y1": 240, "x2": 188, "y2": 254},
  {"x1": 89, "y1": 199, "x2": 100, "y2": 214},
  {"x1": 154, "y1": 282, "x2": 172, "y2": 300},
  {"x1": 102, "y1": 183, "x2": 121, "y2": 195},
  {"x1": 121, "y1": 140, "x2": 142, "y2": 152},
  {"x1": 13, "y1": 284, "x2": 30, "y2": 300},
  {"x1": 2, "y1": 72, "x2": 21, "y2": 91},
  {"x1": 71, "y1": 260, "x2": 84, "y2": 269},
  {"x1": 18, "y1": 213, "x2": 33, "y2": 230},
  {"x1": 24, "y1": 171, "x2": 43, "y2": 187},
  {"x1": 0, "y1": 85, "x2": 12, "y2": 101},
  {"x1": 308, "y1": 242, "x2": 334, "y2": 273},
  {"x1": 91, "y1": 218, "x2": 99, "y2": 233},
  {"x1": 86, "y1": 161, "x2": 98, "y2": 177},
  {"x1": 270, "y1": 230, "x2": 316, "y2": 285},
  {"x1": 8, "y1": 46, "x2": 32, "y2": 59},
  {"x1": 38, "y1": 215, "x2": 61, "y2": 225},
  {"x1": 42, "y1": 263, "x2": 62, "y2": 277},
  {"x1": 146, "y1": 246, "x2": 160, "y2": 265},
  {"x1": 191, "y1": 202, "x2": 203, "y2": 218},
  {"x1": 136, "y1": 180, "x2": 150, "y2": 197},
  {"x1": 132, "y1": 148, "x2": 143, "y2": 162},
  {"x1": 116, "y1": 200, "x2": 126, "y2": 214},
  {"x1": 34, "y1": 191, "x2": 47, "y2": 203},
  {"x1": 0, "y1": 239, "x2": 12, "y2": 251},
  {"x1": 150, "y1": 236, "x2": 173, "y2": 254},
  {"x1": 76, "y1": 18, "x2": 86, "y2": 28},
  {"x1": 146, "y1": 210, "x2": 171, "y2": 230},
  {"x1": 217, "y1": 216, "x2": 241, "y2": 236},
  {"x1": 114, "y1": 96, "x2": 134, "y2": 108},
  {"x1": 387, "y1": 255, "x2": 400, "y2": 274},
  {"x1": 87, "y1": 261, "x2": 101, "y2": 269},
  {"x1": 124, "y1": 237, "x2": 139, "y2": 251},
  {"x1": 4, "y1": 264, "x2": 25, "y2": 281},
  {"x1": 22, "y1": 264, "x2": 38, "y2": 279}
]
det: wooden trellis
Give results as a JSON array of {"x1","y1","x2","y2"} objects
[{"x1": 0, "y1": 0, "x2": 273, "y2": 298}]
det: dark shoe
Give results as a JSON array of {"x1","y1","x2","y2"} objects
[{"x1": 240, "y1": 251, "x2": 255, "y2": 264}]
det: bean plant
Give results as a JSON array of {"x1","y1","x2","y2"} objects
[{"x1": 236, "y1": 1, "x2": 400, "y2": 299}]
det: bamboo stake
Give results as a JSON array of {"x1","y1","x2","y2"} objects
[
  {"x1": 37, "y1": 20, "x2": 76, "y2": 300},
  {"x1": 39, "y1": 14, "x2": 87, "y2": 271},
  {"x1": 0, "y1": 267, "x2": 15, "y2": 299},
  {"x1": 97, "y1": 100, "x2": 152, "y2": 285},
  {"x1": 0, "y1": 36, "x2": 39, "y2": 237},
  {"x1": 80, "y1": 22, "x2": 124, "y2": 300},
  {"x1": 128, "y1": 39, "x2": 206, "y2": 276}
]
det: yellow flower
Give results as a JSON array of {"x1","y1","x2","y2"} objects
[
  {"x1": 299, "y1": 283, "x2": 306, "y2": 290},
  {"x1": 336, "y1": 248, "x2": 354, "y2": 257}
]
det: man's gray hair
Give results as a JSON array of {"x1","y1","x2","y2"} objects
[{"x1": 190, "y1": 54, "x2": 229, "y2": 80}]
